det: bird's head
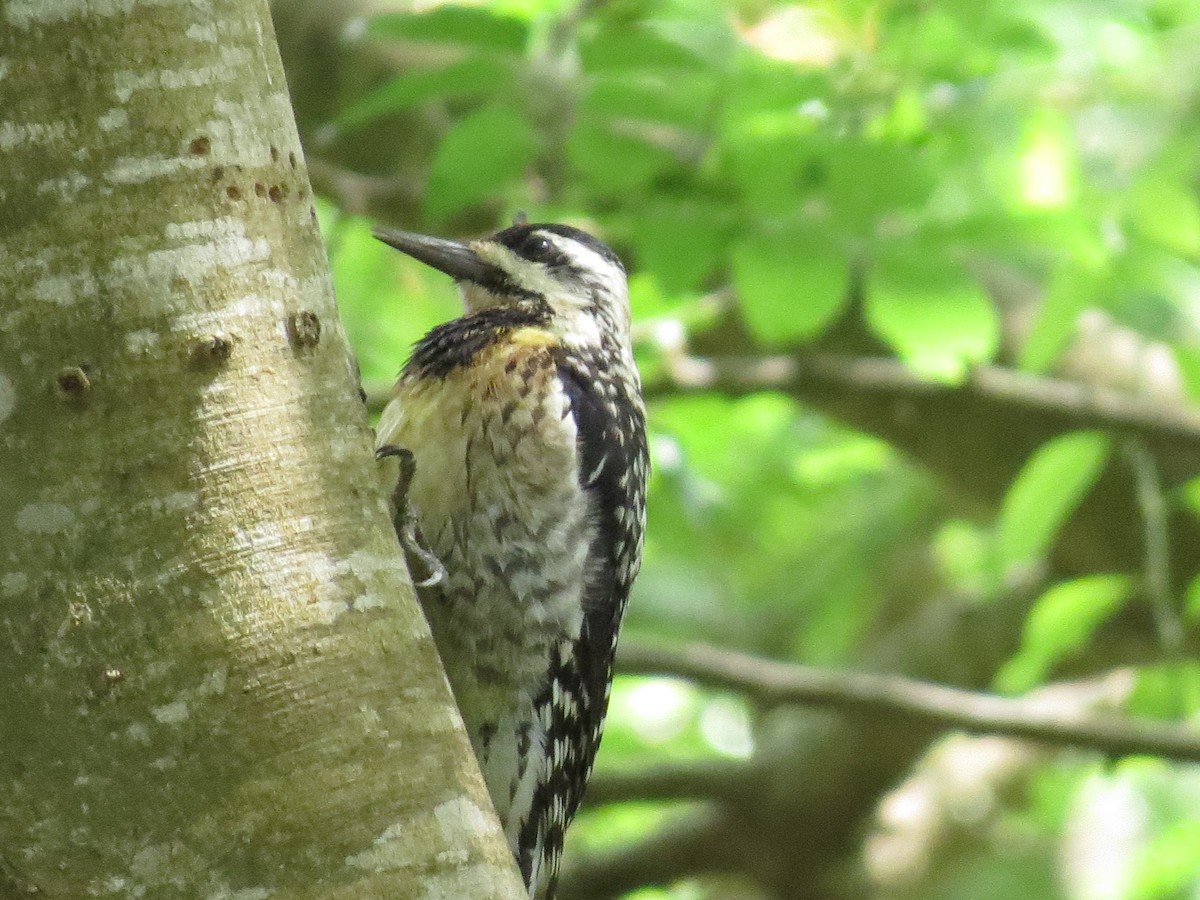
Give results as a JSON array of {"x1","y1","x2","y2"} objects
[{"x1": 372, "y1": 222, "x2": 630, "y2": 350}]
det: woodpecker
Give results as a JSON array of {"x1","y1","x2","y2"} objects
[{"x1": 372, "y1": 221, "x2": 648, "y2": 898}]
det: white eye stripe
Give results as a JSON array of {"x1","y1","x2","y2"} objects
[
  {"x1": 467, "y1": 231, "x2": 631, "y2": 348},
  {"x1": 480, "y1": 232, "x2": 624, "y2": 288},
  {"x1": 546, "y1": 234, "x2": 624, "y2": 284},
  {"x1": 473, "y1": 242, "x2": 561, "y2": 297}
]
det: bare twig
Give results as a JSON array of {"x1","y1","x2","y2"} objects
[
  {"x1": 1124, "y1": 439, "x2": 1183, "y2": 651},
  {"x1": 307, "y1": 156, "x2": 421, "y2": 218},
  {"x1": 618, "y1": 641, "x2": 1200, "y2": 763},
  {"x1": 368, "y1": 344, "x2": 1200, "y2": 455},
  {"x1": 585, "y1": 758, "x2": 756, "y2": 807},
  {"x1": 647, "y1": 352, "x2": 1200, "y2": 446},
  {"x1": 561, "y1": 805, "x2": 739, "y2": 900}
]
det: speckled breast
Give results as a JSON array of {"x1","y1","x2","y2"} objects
[{"x1": 377, "y1": 327, "x2": 594, "y2": 727}]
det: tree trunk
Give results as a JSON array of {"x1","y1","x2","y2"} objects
[{"x1": 0, "y1": 2, "x2": 524, "y2": 896}]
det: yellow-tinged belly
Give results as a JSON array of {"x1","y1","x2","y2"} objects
[{"x1": 376, "y1": 336, "x2": 592, "y2": 723}]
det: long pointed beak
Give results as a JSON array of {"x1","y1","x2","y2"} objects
[{"x1": 371, "y1": 226, "x2": 500, "y2": 284}]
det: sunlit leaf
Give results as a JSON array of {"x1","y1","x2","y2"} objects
[
  {"x1": 425, "y1": 105, "x2": 537, "y2": 223},
  {"x1": 866, "y1": 255, "x2": 999, "y2": 379},
  {"x1": 338, "y1": 59, "x2": 516, "y2": 131},
  {"x1": 996, "y1": 574, "x2": 1132, "y2": 693},
  {"x1": 933, "y1": 519, "x2": 997, "y2": 597},
  {"x1": 1018, "y1": 261, "x2": 1103, "y2": 373},
  {"x1": 1128, "y1": 664, "x2": 1200, "y2": 720},
  {"x1": 368, "y1": 7, "x2": 529, "y2": 53},
  {"x1": 722, "y1": 110, "x2": 824, "y2": 215},
  {"x1": 566, "y1": 122, "x2": 676, "y2": 192},
  {"x1": 827, "y1": 139, "x2": 935, "y2": 229},
  {"x1": 487, "y1": 0, "x2": 573, "y2": 15},
  {"x1": 631, "y1": 200, "x2": 734, "y2": 292},
  {"x1": 1170, "y1": 345, "x2": 1200, "y2": 407},
  {"x1": 1185, "y1": 573, "x2": 1200, "y2": 622},
  {"x1": 1013, "y1": 111, "x2": 1077, "y2": 210},
  {"x1": 325, "y1": 216, "x2": 461, "y2": 382},
  {"x1": 645, "y1": 13, "x2": 737, "y2": 69},
  {"x1": 580, "y1": 26, "x2": 711, "y2": 73},
  {"x1": 996, "y1": 431, "x2": 1112, "y2": 574},
  {"x1": 725, "y1": 53, "x2": 829, "y2": 117},
  {"x1": 569, "y1": 802, "x2": 685, "y2": 859},
  {"x1": 732, "y1": 231, "x2": 848, "y2": 342},
  {"x1": 1130, "y1": 174, "x2": 1200, "y2": 257},
  {"x1": 1128, "y1": 819, "x2": 1200, "y2": 900},
  {"x1": 581, "y1": 75, "x2": 715, "y2": 130},
  {"x1": 791, "y1": 434, "x2": 892, "y2": 486},
  {"x1": 871, "y1": 85, "x2": 928, "y2": 141}
]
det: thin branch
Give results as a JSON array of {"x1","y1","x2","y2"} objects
[
  {"x1": 306, "y1": 156, "x2": 421, "y2": 218},
  {"x1": 368, "y1": 346, "x2": 1200, "y2": 452},
  {"x1": 585, "y1": 757, "x2": 756, "y2": 807},
  {"x1": 560, "y1": 805, "x2": 740, "y2": 900},
  {"x1": 647, "y1": 352, "x2": 1200, "y2": 446},
  {"x1": 1124, "y1": 438, "x2": 1183, "y2": 651},
  {"x1": 618, "y1": 642, "x2": 1200, "y2": 763}
]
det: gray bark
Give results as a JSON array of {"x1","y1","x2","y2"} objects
[{"x1": 0, "y1": 1, "x2": 524, "y2": 896}]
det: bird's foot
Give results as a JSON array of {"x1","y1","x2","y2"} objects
[{"x1": 376, "y1": 444, "x2": 446, "y2": 588}]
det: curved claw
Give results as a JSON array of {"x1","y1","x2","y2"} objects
[
  {"x1": 375, "y1": 443, "x2": 410, "y2": 461},
  {"x1": 376, "y1": 444, "x2": 416, "y2": 504},
  {"x1": 403, "y1": 519, "x2": 447, "y2": 588},
  {"x1": 376, "y1": 443, "x2": 446, "y2": 588}
]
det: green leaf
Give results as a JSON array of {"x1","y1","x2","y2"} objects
[
  {"x1": 875, "y1": 86, "x2": 928, "y2": 141},
  {"x1": 1129, "y1": 819, "x2": 1200, "y2": 900},
  {"x1": 625, "y1": 271, "x2": 687, "y2": 321},
  {"x1": 996, "y1": 574, "x2": 1132, "y2": 693},
  {"x1": 866, "y1": 256, "x2": 999, "y2": 380},
  {"x1": 1018, "y1": 261, "x2": 1102, "y2": 373},
  {"x1": 1129, "y1": 174, "x2": 1200, "y2": 258},
  {"x1": 644, "y1": 14, "x2": 736, "y2": 70},
  {"x1": 368, "y1": 7, "x2": 529, "y2": 54},
  {"x1": 424, "y1": 106, "x2": 537, "y2": 224},
  {"x1": 1172, "y1": 346, "x2": 1200, "y2": 408},
  {"x1": 337, "y1": 58, "x2": 516, "y2": 131},
  {"x1": 996, "y1": 431, "x2": 1112, "y2": 574},
  {"x1": 1128, "y1": 663, "x2": 1200, "y2": 720},
  {"x1": 631, "y1": 200, "x2": 734, "y2": 293},
  {"x1": 826, "y1": 140, "x2": 935, "y2": 230},
  {"x1": 581, "y1": 74, "x2": 715, "y2": 130},
  {"x1": 1012, "y1": 110, "x2": 1078, "y2": 211},
  {"x1": 732, "y1": 232, "x2": 848, "y2": 342},
  {"x1": 566, "y1": 122, "x2": 675, "y2": 193},
  {"x1": 725, "y1": 55, "x2": 828, "y2": 118},
  {"x1": 722, "y1": 111, "x2": 824, "y2": 215},
  {"x1": 487, "y1": 0, "x2": 573, "y2": 15},
  {"x1": 580, "y1": 26, "x2": 710, "y2": 73},
  {"x1": 933, "y1": 519, "x2": 997, "y2": 597},
  {"x1": 1185, "y1": 573, "x2": 1200, "y2": 623}
]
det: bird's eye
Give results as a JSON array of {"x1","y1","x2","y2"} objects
[{"x1": 524, "y1": 234, "x2": 552, "y2": 260}]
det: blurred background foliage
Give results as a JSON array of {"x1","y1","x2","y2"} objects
[{"x1": 272, "y1": 0, "x2": 1200, "y2": 896}]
